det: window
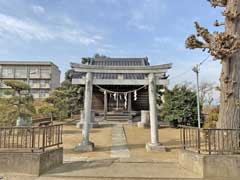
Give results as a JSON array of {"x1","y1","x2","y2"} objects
[
  {"x1": 15, "y1": 66, "x2": 27, "y2": 78},
  {"x1": 29, "y1": 80, "x2": 40, "y2": 88},
  {"x1": 40, "y1": 80, "x2": 50, "y2": 88},
  {"x1": 39, "y1": 90, "x2": 49, "y2": 98},
  {"x1": 29, "y1": 66, "x2": 40, "y2": 78},
  {"x1": 2, "y1": 66, "x2": 14, "y2": 78},
  {"x1": 30, "y1": 90, "x2": 39, "y2": 98},
  {"x1": 40, "y1": 67, "x2": 51, "y2": 78}
]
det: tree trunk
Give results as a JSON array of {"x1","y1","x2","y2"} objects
[{"x1": 218, "y1": 0, "x2": 240, "y2": 129}]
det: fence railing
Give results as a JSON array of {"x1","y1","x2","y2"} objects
[
  {"x1": 180, "y1": 125, "x2": 240, "y2": 155},
  {"x1": 0, "y1": 124, "x2": 63, "y2": 152}
]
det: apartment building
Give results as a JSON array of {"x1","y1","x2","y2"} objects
[{"x1": 0, "y1": 61, "x2": 61, "y2": 98}]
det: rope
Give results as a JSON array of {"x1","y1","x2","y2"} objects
[{"x1": 95, "y1": 84, "x2": 147, "y2": 94}]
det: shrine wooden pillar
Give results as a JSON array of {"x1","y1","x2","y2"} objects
[
  {"x1": 128, "y1": 93, "x2": 132, "y2": 112},
  {"x1": 104, "y1": 91, "x2": 107, "y2": 120}
]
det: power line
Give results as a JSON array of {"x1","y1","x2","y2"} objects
[
  {"x1": 169, "y1": 55, "x2": 211, "y2": 81},
  {"x1": 199, "y1": 55, "x2": 211, "y2": 66}
]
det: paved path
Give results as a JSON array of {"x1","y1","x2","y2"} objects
[
  {"x1": 38, "y1": 160, "x2": 201, "y2": 180},
  {"x1": 111, "y1": 124, "x2": 130, "y2": 158}
]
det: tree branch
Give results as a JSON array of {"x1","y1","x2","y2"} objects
[
  {"x1": 186, "y1": 22, "x2": 240, "y2": 60},
  {"x1": 207, "y1": 0, "x2": 227, "y2": 8},
  {"x1": 222, "y1": 9, "x2": 240, "y2": 20},
  {"x1": 185, "y1": 35, "x2": 209, "y2": 49},
  {"x1": 194, "y1": 22, "x2": 213, "y2": 43},
  {"x1": 214, "y1": 20, "x2": 225, "y2": 26}
]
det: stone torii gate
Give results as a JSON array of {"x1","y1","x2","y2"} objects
[{"x1": 71, "y1": 63, "x2": 172, "y2": 152}]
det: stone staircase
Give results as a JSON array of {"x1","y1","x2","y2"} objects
[{"x1": 106, "y1": 112, "x2": 132, "y2": 122}]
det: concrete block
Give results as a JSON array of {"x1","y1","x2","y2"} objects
[
  {"x1": 0, "y1": 148, "x2": 63, "y2": 176},
  {"x1": 178, "y1": 150, "x2": 204, "y2": 177},
  {"x1": 178, "y1": 149, "x2": 240, "y2": 179},
  {"x1": 75, "y1": 141, "x2": 94, "y2": 152},
  {"x1": 146, "y1": 143, "x2": 166, "y2": 152}
]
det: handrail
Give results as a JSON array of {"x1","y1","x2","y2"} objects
[
  {"x1": 0, "y1": 124, "x2": 63, "y2": 152},
  {"x1": 180, "y1": 126, "x2": 240, "y2": 155}
]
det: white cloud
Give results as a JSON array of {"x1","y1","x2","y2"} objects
[
  {"x1": 0, "y1": 13, "x2": 53, "y2": 41},
  {"x1": 127, "y1": 0, "x2": 167, "y2": 31},
  {"x1": 0, "y1": 13, "x2": 103, "y2": 45},
  {"x1": 127, "y1": 10, "x2": 154, "y2": 31},
  {"x1": 32, "y1": 5, "x2": 45, "y2": 15},
  {"x1": 154, "y1": 36, "x2": 185, "y2": 52}
]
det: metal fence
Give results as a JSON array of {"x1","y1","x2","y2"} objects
[
  {"x1": 0, "y1": 124, "x2": 63, "y2": 152},
  {"x1": 180, "y1": 125, "x2": 240, "y2": 155}
]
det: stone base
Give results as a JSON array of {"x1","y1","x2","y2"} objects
[
  {"x1": 146, "y1": 143, "x2": 166, "y2": 152},
  {"x1": 0, "y1": 148, "x2": 63, "y2": 176},
  {"x1": 75, "y1": 141, "x2": 95, "y2": 152},
  {"x1": 76, "y1": 122, "x2": 100, "y2": 128},
  {"x1": 137, "y1": 122, "x2": 149, "y2": 128},
  {"x1": 179, "y1": 149, "x2": 240, "y2": 179}
]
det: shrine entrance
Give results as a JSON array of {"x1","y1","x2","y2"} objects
[
  {"x1": 108, "y1": 94, "x2": 126, "y2": 112},
  {"x1": 71, "y1": 57, "x2": 172, "y2": 152}
]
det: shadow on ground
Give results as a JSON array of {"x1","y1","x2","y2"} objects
[
  {"x1": 63, "y1": 129, "x2": 101, "y2": 134},
  {"x1": 47, "y1": 159, "x2": 117, "y2": 175}
]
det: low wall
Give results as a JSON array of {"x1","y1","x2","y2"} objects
[
  {"x1": 179, "y1": 149, "x2": 240, "y2": 179},
  {"x1": 0, "y1": 148, "x2": 63, "y2": 176}
]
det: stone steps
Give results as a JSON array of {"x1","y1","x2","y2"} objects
[
  {"x1": 106, "y1": 113, "x2": 131, "y2": 121},
  {"x1": 106, "y1": 116, "x2": 131, "y2": 121}
]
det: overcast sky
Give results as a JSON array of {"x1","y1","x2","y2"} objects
[{"x1": 0, "y1": 0, "x2": 224, "y2": 93}]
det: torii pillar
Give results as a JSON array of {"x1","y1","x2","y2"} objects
[
  {"x1": 75, "y1": 72, "x2": 94, "y2": 152},
  {"x1": 146, "y1": 73, "x2": 166, "y2": 152}
]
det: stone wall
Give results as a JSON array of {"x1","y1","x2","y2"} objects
[
  {"x1": 0, "y1": 148, "x2": 63, "y2": 176},
  {"x1": 179, "y1": 149, "x2": 240, "y2": 179}
]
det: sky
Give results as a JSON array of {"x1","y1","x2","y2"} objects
[{"x1": 0, "y1": 0, "x2": 225, "y2": 100}]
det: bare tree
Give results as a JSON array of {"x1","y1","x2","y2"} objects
[
  {"x1": 185, "y1": 0, "x2": 240, "y2": 129},
  {"x1": 199, "y1": 82, "x2": 215, "y2": 106}
]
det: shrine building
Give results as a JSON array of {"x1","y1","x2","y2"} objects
[{"x1": 71, "y1": 57, "x2": 172, "y2": 152}]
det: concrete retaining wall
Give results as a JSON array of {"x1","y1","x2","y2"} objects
[
  {"x1": 0, "y1": 148, "x2": 63, "y2": 176},
  {"x1": 179, "y1": 149, "x2": 240, "y2": 179}
]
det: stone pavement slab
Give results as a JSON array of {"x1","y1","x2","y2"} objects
[{"x1": 111, "y1": 124, "x2": 130, "y2": 158}]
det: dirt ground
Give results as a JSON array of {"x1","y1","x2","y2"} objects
[
  {"x1": 62, "y1": 121, "x2": 112, "y2": 159},
  {"x1": 61, "y1": 120, "x2": 181, "y2": 162},
  {"x1": 124, "y1": 124, "x2": 180, "y2": 161}
]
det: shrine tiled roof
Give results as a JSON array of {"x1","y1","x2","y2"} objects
[
  {"x1": 90, "y1": 57, "x2": 149, "y2": 66},
  {"x1": 72, "y1": 57, "x2": 150, "y2": 80}
]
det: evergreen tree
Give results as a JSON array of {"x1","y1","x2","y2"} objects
[
  {"x1": 0, "y1": 80, "x2": 35, "y2": 125},
  {"x1": 161, "y1": 85, "x2": 200, "y2": 126}
]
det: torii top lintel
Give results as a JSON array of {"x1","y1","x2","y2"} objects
[
  {"x1": 70, "y1": 59, "x2": 172, "y2": 86},
  {"x1": 71, "y1": 63, "x2": 172, "y2": 74}
]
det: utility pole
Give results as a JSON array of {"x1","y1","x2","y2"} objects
[{"x1": 192, "y1": 64, "x2": 201, "y2": 129}]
